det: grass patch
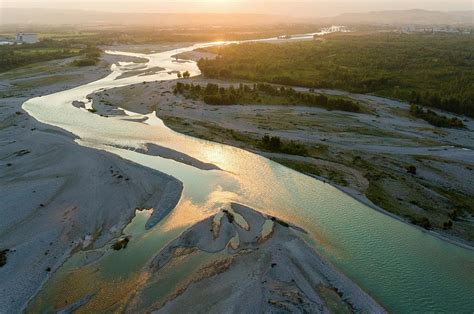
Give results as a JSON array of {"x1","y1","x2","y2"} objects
[{"x1": 12, "y1": 74, "x2": 78, "y2": 89}]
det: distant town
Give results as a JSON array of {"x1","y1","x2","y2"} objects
[{"x1": 0, "y1": 32, "x2": 39, "y2": 45}]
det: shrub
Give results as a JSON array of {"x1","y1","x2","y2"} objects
[
  {"x1": 410, "y1": 104, "x2": 465, "y2": 128},
  {"x1": 261, "y1": 135, "x2": 308, "y2": 156},
  {"x1": 406, "y1": 165, "x2": 417, "y2": 175},
  {"x1": 410, "y1": 217, "x2": 432, "y2": 230},
  {"x1": 0, "y1": 249, "x2": 8, "y2": 267},
  {"x1": 443, "y1": 220, "x2": 453, "y2": 230},
  {"x1": 262, "y1": 135, "x2": 282, "y2": 151},
  {"x1": 111, "y1": 237, "x2": 129, "y2": 251},
  {"x1": 73, "y1": 58, "x2": 98, "y2": 67}
]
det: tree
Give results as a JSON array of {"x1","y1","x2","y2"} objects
[
  {"x1": 183, "y1": 71, "x2": 191, "y2": 79},
  {"x1": 406, "y1": 165, "x2": 417, "y2": 175},
  {"x1": 262, "y1": 135, "x2": 282, "y2": 151},
  {"x1": 269, "y1": 136, "x2": 282, "y2": 150},
  {"x1": 443, "y1": 220, "x2": 453, "y2": 230},
  {"x1": 177, "y1": 72, "x2": 182, "y2": 78}
]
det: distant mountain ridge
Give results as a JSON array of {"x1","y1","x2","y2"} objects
[
  {"x1": 0, "y1": 8, "x2": 294, "y2": 26},
  {"x1": 1, "y1": 8, "x2": 472, "y2": 26},
  {"x1": 322, "y1": 9, "x2": 473, "y2": 25}
]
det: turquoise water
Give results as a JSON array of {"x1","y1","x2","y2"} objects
[{"x1": 23, "y1": 37, "x2": 474, "y2": 312}]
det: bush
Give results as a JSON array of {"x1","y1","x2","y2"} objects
[
  {"x1": 406, "y1": 165, "x2": 417, "y2": 175},
  {"x1": 72, "y1": 46, "x2": 101, "y2": 67},
  {"x1": 262, "y1": 135, "x2": 282, "y2": 151},
  {"x1": 282, "y1": 141, "x2": 308, "y2": 156},
  {"x1": 410, "y1": 104, "x2": 465, "y2": 128},
  {"x1": 260, "y1": 135, "x2": 308, "y2": 156},
  {"x1": 73, "y1": 58, "x2": 98, "y2": 67},
  {"x1": 443, "y1": 220, "x2": 453, "y2": 230},
  {"x1": 111, "y1": 237, "x2": 129, "y2": 251},
  {"x1": 410, "y1": 217, "x2": 432, "y2": 230},
  {"x1": 0, "y1": 249, "x2": 8, "y2": 267}
]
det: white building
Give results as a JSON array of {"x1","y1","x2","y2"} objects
[{"x1": 16, "y1": 33, "x2": 39, "y2": 44}]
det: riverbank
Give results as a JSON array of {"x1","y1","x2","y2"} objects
[
  {"x1": 0, "y1": 55, "x2": 183, "y2": 312},
  {"x1": 88, "y1": 77, "x2": 474, "y2": 247}
]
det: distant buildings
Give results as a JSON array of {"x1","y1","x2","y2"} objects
[
  {"x1": 0, "y1": 37, "x2": 14, "y2": 45},
  {"x1": 16, "y1": 33, "x2": 39, "y2": 44}
]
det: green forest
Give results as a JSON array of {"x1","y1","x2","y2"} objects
[
  {"x1": 198, "y1": 33, "x2": 474, "y2": 117},
  {"x1": 0, "y1": 40, "x2": 101, "y2": 72}
]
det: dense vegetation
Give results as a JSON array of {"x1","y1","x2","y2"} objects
[
  {"x1": 0, "y1": 39, "x2": 100, "y2": 72},
  {"x1": 197, "y1": 33, "x2": 474, "y2": 117},
  {"x1": 410, "y1": 104, "x2": 465, "y2": 128},
  {"x1": 72, "y1": 46, "x2": 101, "y2": 67},
  {"x1": 259, "y1": 135, "x2": 309, "y2": 156},
  {"x1": 174, "y1": 82, "x2": 361, "y2": 112},
  {"x1": 0, "y1": 40, "x2": 81, "y2": 72}
]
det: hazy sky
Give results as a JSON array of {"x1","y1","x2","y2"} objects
[{"x1": 1, "y1": 0, "x2": 472, "y2": 17}]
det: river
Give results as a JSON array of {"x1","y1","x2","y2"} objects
[{"x1": 23, "y1": 35, "x2": 474, "y2": 312}]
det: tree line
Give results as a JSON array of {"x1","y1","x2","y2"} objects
[
  {"x1": 174, "y1": 82, "x2": 361, "y2": 112},
  {"x1": 409, "y1": 104, "x2": 465, "y2": 128},
  {"x1": 0, "y1": 39, "x2": 101, "y2": 72}
]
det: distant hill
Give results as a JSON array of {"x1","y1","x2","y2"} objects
[
  {"x1": 0, "y1": 8, "x2": 293, "y2": 26},
  {"x1": 321, "y1": 9, "x2": 473, "y2": 25},
  {"x1": 2, "y1": 8, "x2": 472, "y2": 27}
]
